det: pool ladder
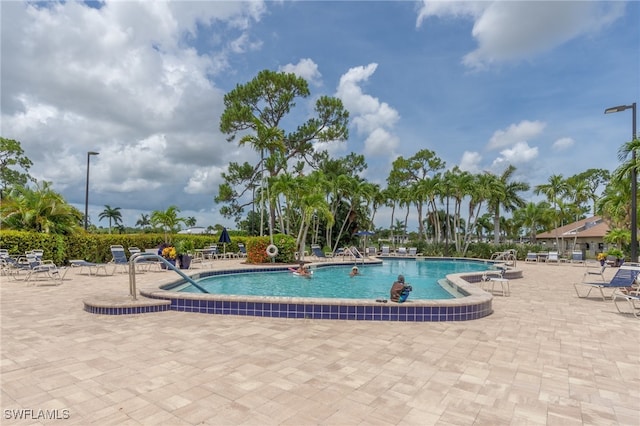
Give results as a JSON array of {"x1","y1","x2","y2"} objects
[{"x1": 128, "y1": 252, "x2": 209, "y2": 300}]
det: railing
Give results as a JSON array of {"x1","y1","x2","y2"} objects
[{"x1": 128, "y1": 252, "x2": 209, "y2": 300}]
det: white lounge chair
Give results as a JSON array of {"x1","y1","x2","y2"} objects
[{"x1": 546, "y1": 251, "x2": 560, "y2": 264}]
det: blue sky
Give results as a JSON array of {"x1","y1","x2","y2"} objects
[{"x1": 1, "y1": 1, "x2": 638, "y2": 231}]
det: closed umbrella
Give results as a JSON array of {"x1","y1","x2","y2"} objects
[{"x1": 218, "y1": 227, "x2": 231, "y2": 256}]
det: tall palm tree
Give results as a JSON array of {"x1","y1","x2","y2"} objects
[
  {"x1": 136, "y1": 213, "x2": 150, "y2": 229},
  {"x1": 487, "y1": 165, "x2": 530, "y2": 245},
  {"x1": 98, "y1": 205, "x2": 123, "y2": 234},
  {"x1": 535, "y1": 174, "x2": 569, "y2": 249}
]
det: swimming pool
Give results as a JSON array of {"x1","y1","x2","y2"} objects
[
  {"x1": 132, "y1": 258, "x2": 504, "y2": 321},
  {"x1": 177, "y1": 259, "x2": 490, "y2": 300}
]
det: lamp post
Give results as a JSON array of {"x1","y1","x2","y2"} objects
[
  {"x1": 84, "y1": 151, "x2": 99, "y2": 231},
  {"x1": 605, "y1": 102, "x2": 637, "y2": 262}
]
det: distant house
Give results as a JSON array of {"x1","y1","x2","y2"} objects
[
  {"x1": 178, "y1": 227, "x2": 211, "y2": 235},
  {"x1": 535, "y1": 216, "x2": 609, "y2": 257}
]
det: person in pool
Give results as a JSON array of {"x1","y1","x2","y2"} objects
[
  {"x1": 295, "y1": 262, "x2": 312, "y2": 277},
  {"x1": 390, "y1": 274, "x2": 412, "y2": 303},
  {"x1": 350, "y1": 266, "x2": 360, "y2": 277}
]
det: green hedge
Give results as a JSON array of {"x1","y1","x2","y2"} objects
[{"x1": 0, "y1": 231, "x2": 302, "y2": 265}]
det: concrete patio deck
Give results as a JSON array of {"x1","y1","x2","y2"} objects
[{"x1": 1, "y1": 260, "x2": 639, "y2": 425}]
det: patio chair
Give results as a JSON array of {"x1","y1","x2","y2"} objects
[
  {"x1": 583, "y1": 263, "x2": 607, "y2": 282},
  {"x1": 311, "y1": 245, "x2": 331, "y2": 261},
  {"x1": 1, "y1": 255, "x2": 32, "y2": 278},
  {"x1": 525, "y1": 252, "x2": 538, "y2": 262},
  {"x1": 571, "y1": 251, "x2": 585, "y2": 264},
  {"x1": 408, "y1": 247, "x2": 420, "y2": 256},
  {"x1": 546, "y1": 251, "x2": 560, "y2": 264},
  {"x1": 396, "y1": 247, "x2": 408, "y2": 256},
  {"x1": 237, "y1": 243, "x2": 247, "y2": 258},
  {"x1": 23, "y1": 253, "x2": 68, "y2": 285},
  {"x1": 69, "y1": 259, "x2": 110, "y2": 276},
  {"x1": 109, "y1": 245, "x2": 129, "y2": 274},
  {"x1": 366, "y1": 247, "x2": 377, "y2": 257},
  {"x1": 613, "y1": 283, "x2": 640, "y2": 319},
  {"x1": 381, "y1": 246, "x2": 391, "y2": 256},
  {"x1": 574, "y1": 265, "x2": 640, "y2": 300},
  {"x1": 481, "y1": 267, "x2": 510, "y2": 296}
]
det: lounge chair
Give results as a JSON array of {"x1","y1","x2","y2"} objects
[
  {"x1": 408, "y1": 247, "x2": 420, "y2": 256},
  {"x1": 583, "y1": 263, "x2": 607, "y2": 282},
  {"x1": 574, "y1": 265, "x2": 640, "y2": 300},
  {"x1": 366, "y1": 247, "x2": 377, "y2": 257},
  {"x1": 23, "y1": 253, "x2": 68, "y2": 285},
  {"x1": 311, "y1": 245, "x2": 331, "y2": 261},
  {"x1": 396, "y1": 247, "x2": 408, "y2": 256},
  {"x1": 110, "y1": 245, "x2": 129, "y2": 274},
  {"x1": 237, "y1": 243, "x2": 247, "y2": 258},
  {"x1": 69, "y1": 259, "x2": 110, "y2": 276},
  {"x1": 571, "y1": 251, "x2": 585, "y2": 264},
  {"x1": 381, "y1": 246, "x2": 391, "y2": 256},
  {"x1": 613, "y1": 283, "x2": 640, "y2": 318},
  {"x1": 525, "y1": 252, "x2": 537, "y2": 262},
  {"x1": 203, "y1": 245, "x2": 220, "y2": 260},
  {"x1": 546, "y1": 251, "x2": 560, "y2": 264}
]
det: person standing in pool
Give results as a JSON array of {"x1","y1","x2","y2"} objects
[{"x1": 390, "y1": 274, "x2": 412, "y2": 303}]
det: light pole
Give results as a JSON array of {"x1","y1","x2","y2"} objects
[
  {"x1": 605, "y1": 102, "x2": 637, "y2": 262},
  {"x1": 84, "y1": 151, "x2": 99, "y2": 231}
]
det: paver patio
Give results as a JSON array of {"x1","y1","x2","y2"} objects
[{"x1": 1, "y1": 260, "x2": 639, "y2": 425}]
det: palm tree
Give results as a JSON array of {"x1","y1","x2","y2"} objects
[
  {"x1": 0, "y1": 181, "x2": 82, "y2": 235},
  {"x1": 184, "y1": 216, "x2": 197, "y2": 228},
  {"x1": 98, "y1": 205, "x2": 122, "y2": 234},
  {"x1": 136, "y1": 213, "x2": 150, "y2": 229},
  {"x1": 487, "y1": 165, "x2": 530, "y2": 245},
  {"x1": 513, "y1": 201, "x2": 553, "y2": 242},
  {"x1": 535, "y1": 174, "x2": 569, "y2": 249},
  {"x1": 150, "y1": 205, "x2": 186, "y2": 242}
]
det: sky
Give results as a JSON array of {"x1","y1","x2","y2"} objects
[{"x1": 1, "y1": 0, "x2": 639, "y2": 232}]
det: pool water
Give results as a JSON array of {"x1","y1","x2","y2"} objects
[{"x1": 179, "y1": 259, "x2": 490, "y2": 300}]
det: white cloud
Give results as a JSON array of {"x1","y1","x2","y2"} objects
[
  {"x1": 459, "y1": 151, "x2": 482, "y2": 173},
  {"x1": 488, "y1": 120, "x2": 546, "y2": 150},
  {"x1": 0, "y1": 0, "x2": 265, "y2": 223},
  {"x1": 364, "y1": 128, "x2": 399, "y2": 157},
  {"x1": 280, "y1": 58, "x2": 322, "y2": 86},
  {"x1": 490, "y1": 141, "x2": 539, "y2": 169},
  {"x1": 336, "y1": 64, "x2": 400, "y2": 159},
  {"x1": 552, "y1": 137, "x2": 574, "y2": 151},
  {"x1": 416, "y1": 1, "x2": 625, "y2": 69}
]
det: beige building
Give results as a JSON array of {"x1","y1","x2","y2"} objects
[{"x1": 535, "y1": 216, "x2": 609, "y2": 258}]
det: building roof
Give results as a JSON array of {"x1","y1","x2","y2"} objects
[{"x1": 536, "y1": 216, "x2": 609, "y2": 239}]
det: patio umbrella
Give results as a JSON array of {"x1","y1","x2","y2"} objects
[
  {"x1": 354, "y1": 230, "x2": 375, "y2": 254},
  {"x1": 218, "y1": 227, "x2": 231, "y2": 256}
]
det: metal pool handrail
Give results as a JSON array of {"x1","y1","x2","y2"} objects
[{"x1": 129, "y1": 252, "x2": 209, "y2": 300}]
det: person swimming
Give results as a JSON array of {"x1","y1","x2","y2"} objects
[
  {"x1": 295, "y1": 262, "x2": 312, "y2": 277},
  {"x1": 350, "y1": 266, "x2": 360, "y2": 277}
]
